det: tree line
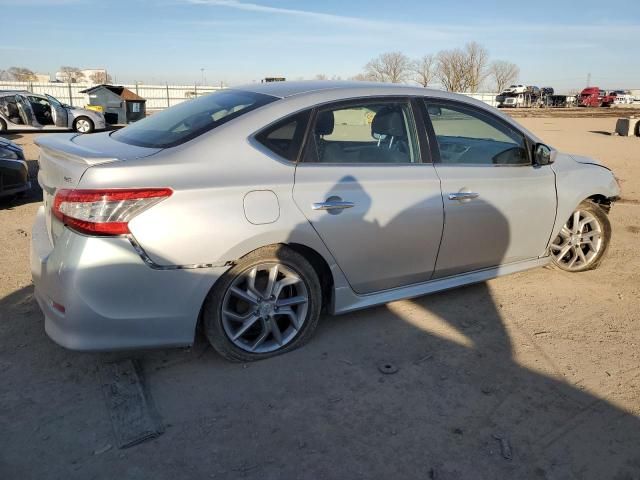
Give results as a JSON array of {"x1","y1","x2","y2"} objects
[
  {"x1": 0, "y1": 66, "x2": 111, "y2": 84},
  {"x1": 349, "y1": 42, "x2": 519, "y2": 92}
]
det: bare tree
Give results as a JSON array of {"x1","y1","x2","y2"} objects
[
  {"x1": 59, "y1": 66, "x2": 85, "y2": 83},
  {"x1": 364, "y1": 51, "x2": 412, "y2": 83},
  {"x1": 489, "y1": 61, "x2": 519, "y2": 93},
  {"x1": 465, "y1": 41, "x2": 489, "y2": 92},
  {"x1": 436, "y1": 48, "x2": 468, "y2": 92},
  {"x1": 350, "y1": 73, "x2": 372, "y2": 82},
  {"x1": 411, "y1": 54, "x2": 437, "y2": 87},
  {"x1": 436, "y1": 42, "x2": 489, "y2": 92},
  {"x1": 89, "y1": 71, "x2": 112, "y2": 84},
  {"x1": 0, "y1": 69, "x2": 9, "y2": 81},
  {"x1": 7, "y1": 67, "x2": 37, "y2": 81},
  {"x1": 314, "y1": 74, "x2": 328, "y2": 81}
]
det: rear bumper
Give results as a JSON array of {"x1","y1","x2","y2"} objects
[
  {"x1": 0, "y1": 158, "x2": 30, "y2": 198},
  {"x1": 30, "y1": 206, "x2": 228, "y2": 351}
]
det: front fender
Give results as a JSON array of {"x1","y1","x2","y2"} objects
[{"x1": 551, "y1": 153, "x2": 619, "y2": 241}]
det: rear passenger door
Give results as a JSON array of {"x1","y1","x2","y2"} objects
[
  {"x1": 292, "y1": 98, "x2": 444, "y2": 294},
  {"x1": 421, "y1": 99, "x2": 556, "y2": 278},
  {"x1": 15, "y1": 95, "x2": 37, "y2": 127}
]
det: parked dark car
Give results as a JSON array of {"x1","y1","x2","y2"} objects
[{"x1": 0, "y1": 137, "x2": 30, "y2": 199}]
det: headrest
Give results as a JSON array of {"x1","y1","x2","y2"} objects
[
  {"x1": 315, "y1": 111, "x2": 334, "y2": 136},
  {"x1": 371, "y1": 107, "x2": 405, "y2": 137}
]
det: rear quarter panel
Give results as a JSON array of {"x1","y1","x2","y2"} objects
[{"x1": 80, "y1": 118, "x2": 342, "y2": 285}]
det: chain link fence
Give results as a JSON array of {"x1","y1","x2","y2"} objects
[{"x1": 0, "y1": 81, "x2": 223, "y2": 111}]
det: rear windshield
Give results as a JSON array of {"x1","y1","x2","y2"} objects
[{"x1": 111, "y1": 90, "x2": 277, "y2": 148}]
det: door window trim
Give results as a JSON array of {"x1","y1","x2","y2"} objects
[
  {"x1": 420, "y1": 98, "x2": 534, "y2": 167},
  {"x1": 298, "y1": 96, "x2": 430, "y2": 166}
]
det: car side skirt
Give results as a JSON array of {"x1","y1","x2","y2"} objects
[{"x1": 332, "y1": 257, "x2": 550, "y2": 315}]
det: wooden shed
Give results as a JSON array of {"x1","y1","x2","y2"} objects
[{"x1": 80, "y1": 84, "x2": 146, "y2": 125}]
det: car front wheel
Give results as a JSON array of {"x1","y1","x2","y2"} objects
[
  {"x1": 203, "y1": 245, "x2": 322, "y2": 362},
  {"x1": 550, "y1": 200, "x2": 611, "y2": 272},
  {"x1": 73, "y1": 117, "x2": 94, "y2": 133}
]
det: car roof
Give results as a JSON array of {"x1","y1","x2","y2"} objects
[
  {"x1": 232, "y1": 80, "x2": 442, "y2": 99},
  {"x1": 0, "y1": 90, "x2": 30, "y2": 96}
]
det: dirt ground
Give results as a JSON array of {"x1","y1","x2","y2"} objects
[
  {"x1": 506, "y1": 106, "x2": 640, "y2": 118},
  {"x1": 1, "y1": 117, "x2": 639, "y2": 480}
]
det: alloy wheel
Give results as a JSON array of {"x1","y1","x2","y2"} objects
[
  {"x1": 550, "y1": 209, "x2": 603, "y2": 271},
  {"x1": 221, "y1": 262, "x2": 309, "y2": 354},
  {"x1": 76, "y1": 119, "x2": 91, "y2": 133}
]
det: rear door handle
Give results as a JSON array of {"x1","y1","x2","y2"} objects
[
  {"x1": 312, "y1": 201, "x2": 355, "y2": 211},
  {"x1": 448, "y1": 192, "x2": 479, "y2": 201}
]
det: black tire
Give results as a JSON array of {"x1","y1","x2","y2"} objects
[
  {"x1": 73, "y1": 116, "x2": 94, "y2": 134},
  {"x1": 0, "y1": 118, "x2": 7, "y2": 132},
  {"x1": 551, "y1": 200, "x2": 612, "y2": 272},
  {"x1": 203, "y1": 244, "x2": 322, "y2": 362}
]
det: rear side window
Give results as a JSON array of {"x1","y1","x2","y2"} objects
[
  {"x1": 255, "y1": 110, "x2": 310, "y2": 162},
  {"x1": 302, "y1": 100, "x2": 419, "y2": 164},
  {"x1": 112, "y1": 90, "x2": 277, "y2": 148}
]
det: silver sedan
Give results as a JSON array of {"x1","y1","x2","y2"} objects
[
  {"x1": 30, "y1": 81, "x2": 619, "y2": 361},
  {"x1": 0, "y1": 91, "x2": 106, "y2": 133}
]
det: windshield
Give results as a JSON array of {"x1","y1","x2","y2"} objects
[
  {"x1": 112, "y1": 90, "x2": 277, "y2": 148},
  {"x1": 45, "y1": 94, "x2": 63, "y2": 109}
]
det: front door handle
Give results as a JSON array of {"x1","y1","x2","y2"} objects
[
  {"x1": 312, "y1": 200, "x2": 355, "y2": 211},
  {"x1": 448, "y1": 192, "x2": 479, "y2": 201}
]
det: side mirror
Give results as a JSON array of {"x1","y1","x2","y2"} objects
[
  {"x1": 426, "y1": 105, "x2": 442, "y2": 116},
  {"x1": 534, "y1": 143, "x2": 555, "y2": 166}
]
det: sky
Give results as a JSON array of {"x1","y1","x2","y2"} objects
[{"x1": 1, "y1": 0, "x2": 639, "y2": 91}]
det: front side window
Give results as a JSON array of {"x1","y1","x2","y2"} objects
[
  {"x1": 302, "y1": 100, "x2": 418, "y2": 164},
  {"x1": 425, "y1": 101, "x2": 529, "y2": 166},
  {"x1": 112, "y1": 90, "x2": 277, "y2": 148}
]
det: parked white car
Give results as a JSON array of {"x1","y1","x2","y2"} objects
[
  {"x1": 613, "y1": 94, "x2": 634, "y2": 105},
  {"x1": 0, "y1": 91, "x2": 106, "y2": 133},
  {"x1": 503, "y1": 84, "x2": 527, "y2": 94}
]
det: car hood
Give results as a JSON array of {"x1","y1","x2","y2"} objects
[
  {"x1": 569, "y1": 154, "x2": 611, "y2": 170},
  {"x1": 66, "y1": 106, "x2": 102, "y2": 117},
  {"x1": 0, "y1": 136, "x2": 23, "y2": 152}
]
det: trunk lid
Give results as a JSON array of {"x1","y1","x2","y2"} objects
[{"x1": 35, "y1": 131, "x2": 161, "y2": 244}]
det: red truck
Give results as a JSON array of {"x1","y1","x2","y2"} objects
[{"x1": 579, "y1": 87, "x2": 604, "y2": 107}]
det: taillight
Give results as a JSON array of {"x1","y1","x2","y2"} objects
[{"x1": 52, "y1": 188, "x2": 172, "y2": 236}]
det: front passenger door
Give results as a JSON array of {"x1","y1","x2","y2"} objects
[
  {"x1": 46, "y1": 94, "x2": 69, "y2": 127},
  {"x1": 422, "y1": 100, "x2": 556, "y2": 278}
]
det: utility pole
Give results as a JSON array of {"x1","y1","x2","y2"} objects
[
  {"x1": 586, "y1": 72, "x2": 591, "y2": 87},
  {"x1": 201, "y1": 68, "x2": 205, "y2": 86}
]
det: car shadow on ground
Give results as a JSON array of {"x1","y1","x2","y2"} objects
[{"x1": 2, "y1": 281, "x2": 640, "y2": 479}]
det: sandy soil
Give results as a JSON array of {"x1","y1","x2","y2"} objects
[
  {"x1": 506, "y1": 107, "x2": 640, "y2": 118},
  {"x1": 1, "y1": 117, "x2": 639, "y2": 479}
]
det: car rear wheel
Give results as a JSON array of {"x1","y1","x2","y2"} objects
[
  {"x1": 203, "y1": 245, "x2": 322, "y2": 362},
  {"x1": 550, "y1": 200, "x2": 611, "y2": 272},
  {"x1": 73, "y1": 117, "x2": 94, "y2": 134}
]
